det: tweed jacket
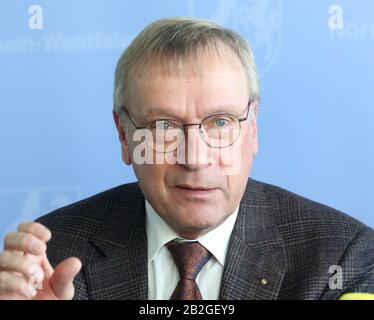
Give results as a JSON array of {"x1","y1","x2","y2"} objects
[{"x1": 36, "y1": 178, "x2": 374, "y2": 300}]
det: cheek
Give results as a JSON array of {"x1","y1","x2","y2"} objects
[
  {"x1": 223, "y1": 133, "x2": 254, "y2": 204},
  {"x1": 241, "y1": 130, "x2": 256, "y2": 174},
  {"x1": 240, "y1": 122, "x2": 258, "y2": 162},
  {"x1": 133, "y1": 163, "x2": 157, "y2": 180},
  {"x1": 215, "y1": 130, "x2": 254, "y2": 177},
  {"x1": 132, "y1": 163, "x2": 169, "y2": 195},
  {"x1": 242, "y1": 133, "x2": 255, "y2": 160}
]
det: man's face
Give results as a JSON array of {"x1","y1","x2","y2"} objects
[{"x1": 114, "y1": 48, "x2": 258, "y2": 239}]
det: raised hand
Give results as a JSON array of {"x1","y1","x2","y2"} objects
[{"x1": 0, "y1": 222, "x2": 81, "y2": 300}]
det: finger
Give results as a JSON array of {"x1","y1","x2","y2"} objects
[
  {"x1": 0, "y1": 271, "x2": 37, "y2": 299},
  {"x1": 17, "y1": 222, "x2": 52, "y2": 243},
  {"x1": 0, "y1": 251, "x2": 44, "y2": 283},
  {"x1": 51, "y1": 257, "x2": 82, "y2": 300},
  {"x1": 4, "y1": 232, "x2": 46, "y2": 256},
  {"x1": 0, "y1": 292, "x2": 28, "y2": 300},
  {"x1": 41, "y1": 254, "x2": 54, "y2": 278}
]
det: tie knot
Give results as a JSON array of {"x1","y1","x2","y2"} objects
[{"x1": 166, "y1": 240, "x2": 212, "y2": 280}]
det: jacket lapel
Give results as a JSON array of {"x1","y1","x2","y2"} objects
[
  {"x1": 219, "y1": 179, "x2": 287, "y2": 300},
  {"x1": 85, "y1": 185, "x2": 148, "y2": 300}
]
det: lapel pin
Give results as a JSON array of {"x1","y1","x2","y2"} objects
[{"x1": 261, "y1": 278, "x2": 268, "y2": 285}]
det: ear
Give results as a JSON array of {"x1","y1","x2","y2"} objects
[
  {"x1": 250, "y1": 101, "x2": 259, "y2": 158},
  {"x1": 113, "y1": 110, "x2": 132, "y2": 165}
]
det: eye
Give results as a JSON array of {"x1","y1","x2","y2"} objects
[
  {"x1": 161, "y1": 122, "x2": 170, "y2": 130},
  {"x1": 152, "y1": 120, "x2": 175, "y2": 130},
  {"x1": 214, "y1": 118, "x2": 229, "y2": 127}
]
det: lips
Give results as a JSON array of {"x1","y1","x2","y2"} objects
[
  {"x1": 176, "y1": 184, "x2": 217, "y2": 191},
  {"x1": 174, "y1": 185, "x2": 219, "y2": 198}
]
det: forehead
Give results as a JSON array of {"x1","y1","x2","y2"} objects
[{"x1": 127, "y1": 47, "x2": 249, "y2": 114}]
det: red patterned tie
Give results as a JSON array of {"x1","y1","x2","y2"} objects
[{"x1": 166, "y1": 240, "x2": 212, "y2": 300}]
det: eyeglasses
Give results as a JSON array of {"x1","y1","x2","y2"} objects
[{"x1": 120, "y1": 101, "x2": 252, "y2": 153}]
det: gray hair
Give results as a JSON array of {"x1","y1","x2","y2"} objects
[{"x1": 113, "y1": 17, "x2": 260, "y2": 115}]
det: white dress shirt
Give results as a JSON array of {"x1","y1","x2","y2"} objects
[{"x1": 146, "y1": 200, "x2": 239, "y2": 300}]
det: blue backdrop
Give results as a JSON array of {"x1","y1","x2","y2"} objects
[{"x1": 1, "y1": 1, "x2": 373, "y2": 247}]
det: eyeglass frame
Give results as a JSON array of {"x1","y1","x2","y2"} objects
[{"x1": 119, "y1": 100, "x2": 253, "y2": 150}]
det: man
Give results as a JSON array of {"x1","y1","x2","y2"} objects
[{"x1": 0, "y1": 17, "x2": 373, "y2": 300}]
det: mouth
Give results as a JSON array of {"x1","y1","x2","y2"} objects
[{"x1": 175, "y1": 184, "x2": 219, "y2": 197}]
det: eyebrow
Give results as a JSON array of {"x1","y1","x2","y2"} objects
[{"x1": 140, "y1": 104, "x2": 243, "y2": 120}]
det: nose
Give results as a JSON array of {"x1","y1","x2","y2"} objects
[{"x1": 178, "y1": 125, "x2": 212, "y2": 170}]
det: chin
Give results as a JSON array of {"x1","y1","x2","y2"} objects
[
  {"x1": 173, "y1": 196, "x2": 221, "y2": 211},
  {"x1": 172, "y1": 211, "x2": 225, "y2": 236}
]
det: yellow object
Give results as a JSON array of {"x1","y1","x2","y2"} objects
[{"x1": 339, "y1": 292, "x2": 374, "y2": 300}]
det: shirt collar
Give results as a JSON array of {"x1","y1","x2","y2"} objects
[{"x1": 145, "y1": 199, "x2": 239, "y2": 266}]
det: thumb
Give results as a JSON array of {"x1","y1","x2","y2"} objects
[{"x1": 50, "y1": 257, "x2": 82, "y2": 300}]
